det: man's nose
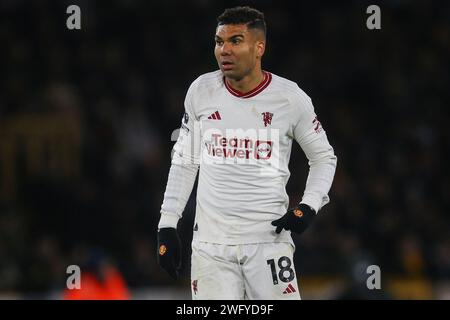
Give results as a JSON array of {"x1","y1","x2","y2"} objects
[{"x1": 220, "y1": 42, "x2": 232, "y2": 55}]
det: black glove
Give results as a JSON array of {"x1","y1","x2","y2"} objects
[
  {"x1": 157, "y1": 228, "x2": 182, "y2": 280},
  {"x1": 271, "y1": 203, "x2": 316, "y2": 235}
]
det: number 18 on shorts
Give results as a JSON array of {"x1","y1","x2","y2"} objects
[{"x1": 191, "y1": 241, "x2": 301, "y2": 300}]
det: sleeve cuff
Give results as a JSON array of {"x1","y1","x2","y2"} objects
[
  {"x1": 158, "y1": 214, "x2": 180, "y2": 229},
  {"x1": 300, "y1": 195, "x2": 322, "y2": 214}
]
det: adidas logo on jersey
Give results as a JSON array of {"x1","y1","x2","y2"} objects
[
  {"x1": 283, "y1": 283, "x2": 296, "y2": 294},
  {"x1": 208, "y1": 111, "x2": 222, "y2": 120}
]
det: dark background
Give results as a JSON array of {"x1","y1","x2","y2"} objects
[{"x1": 0, "y1": 0, "x2": 449, "y2": 298}]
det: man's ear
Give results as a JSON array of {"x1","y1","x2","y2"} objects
[{"x1": 256, "y1": 40, "x2": 265, "y2": 58}]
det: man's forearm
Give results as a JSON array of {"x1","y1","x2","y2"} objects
[
  {"x1": 301, "y1": 146, "x2": 337, "y2": 213},
  {"x1": 159, "y1": 161, "x2": 199, "y2": 229}
]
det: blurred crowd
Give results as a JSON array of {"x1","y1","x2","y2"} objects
[{"x1": 0, "y1": 0, "x2": 449, "y2": 297}]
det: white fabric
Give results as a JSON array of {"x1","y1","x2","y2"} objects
[
  {"x1": 191, "y1": 240, "x2": 301, "y2": 300},
  {"x1": 159, "y1": 70, "x2": 337, "y2": 244}
]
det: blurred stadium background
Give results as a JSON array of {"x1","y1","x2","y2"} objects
[{"x1": 0, "y1": 0, "x2": 449, "y2": 299}]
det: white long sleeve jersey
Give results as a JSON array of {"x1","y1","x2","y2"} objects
[{"x1": 159, "y1": 70, "x2": 337, "y2": 245}]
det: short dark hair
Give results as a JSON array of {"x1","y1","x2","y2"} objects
[{"x1": 217, "y1": 6, "x2": 266, "y2": 38}]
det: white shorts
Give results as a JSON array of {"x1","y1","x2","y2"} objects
[{"x1": 190, "y1": 240, "x2": 301, "y2": 300}]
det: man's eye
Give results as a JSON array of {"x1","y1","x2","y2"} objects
[
  {"x1": 232, "y1": 39, "x2": 241, "y2": 44},
  {"x1": 216, "y1": 40, "x2": 223, "y2": 45}
]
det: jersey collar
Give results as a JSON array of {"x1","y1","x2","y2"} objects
[{"x1": 224, "y1": 71, "x2": 272, "y2": 99}]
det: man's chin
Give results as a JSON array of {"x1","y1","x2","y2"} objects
[{"x1": 221, "y1": 69, "x2": 241, "y2": 81}]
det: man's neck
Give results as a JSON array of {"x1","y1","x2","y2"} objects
[{"x1": 226, "y1": 68, "x2": 265, "y2": 94}]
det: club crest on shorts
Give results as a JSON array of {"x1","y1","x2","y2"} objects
[
  {"x1": 262, "y1": 112, "x2": 273, "y2": 127},
  {"x1": 192, "y1": 280, "x2": 198, "y2": 295}
]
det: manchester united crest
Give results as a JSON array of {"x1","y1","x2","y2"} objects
[
  {"x1": 262, "y1": 112, "x2": 273, "y2": 127},
  {"x1": 192, "y1": 280, "x2": 198, "y2": 295}
]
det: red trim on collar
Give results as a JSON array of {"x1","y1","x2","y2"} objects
[{"x1": 224, "y1": 71, "x2": 272, "y2": 98}]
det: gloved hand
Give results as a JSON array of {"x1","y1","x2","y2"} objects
[
  {"x1": 271, "y1": 203, "x2": 316, "y2": 235},
  {"x1": 157, "y1": 228, "x2": 182, "y2": 280}
]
